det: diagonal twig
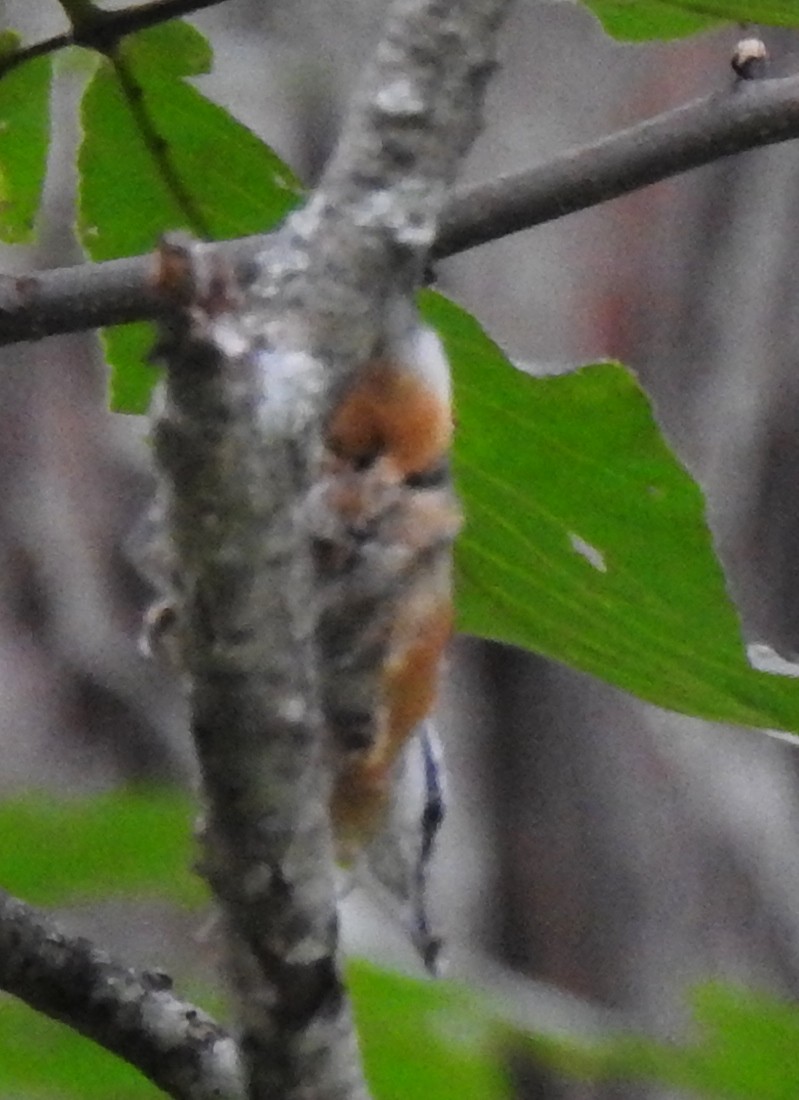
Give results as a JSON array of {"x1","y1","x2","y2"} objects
[
  {"x1": 433, "y1": 75, "x2": 799, "y2": 256},
  {"x1": 0, "y1": 0, "x2": 231, "y2": 78},
  {"x1": 0, "y1": 887, "x2": 244, "y2": 1100},
  {"x1": 3, "y1": 74, "x2": 799, "y2": 346}
]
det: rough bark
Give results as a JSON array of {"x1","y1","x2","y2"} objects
[
  {"x1": 148, "y1": 2, "x2": 512, "y2": 1097},
  {"x1": 0, "y1": 888, "x2": 244, "y2": 1100}
]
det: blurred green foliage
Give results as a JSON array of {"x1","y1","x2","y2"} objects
[
  {"x1": 528, "y1": 984, "x2": 799, "y2": 1100},
  {"x1": 4, "y1": 905, "x2": 799, "y2": 1100},
  {"x1": 350, "y1": 961, "x2": 511, "y2": 1100},
  {"x1": 580, "y1": 0, "x2": 799, "y2": 40},
  {"x1": 0, "y1": 997, "x2": 160, "y2": 1098},
  {"x1": 0, "y1": 788, "x2": 203, "y2": 908},
  {"x1": 581, "y1": 0, "x2": 720, "y2": 39}
]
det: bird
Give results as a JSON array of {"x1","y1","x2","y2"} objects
[{"x1": 308, "y1": 302, "x2": 461, "y2": 970}]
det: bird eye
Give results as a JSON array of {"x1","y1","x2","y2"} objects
[
  {"x1": 404, "y1": 458, "x2": 449, "y2": 489},
  {"x1": 352, "y1": 451, "x2": 378, "y2": 472}
]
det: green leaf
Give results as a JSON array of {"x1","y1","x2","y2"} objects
[
  {"x1": 580, "y1": 0, "x2": 720, "y2": 39},
  {"x1": 0, "y1": 40, "x2": 51, "y2": 243},
  {"x1": 102, "y1": 323, "x2": 161, "y2": 416},
  {"x1": 0, "y1": 998, "x2": 159, "y2": 1098},
  {"x1": 581, "y1": 0, "x2": 799, "y2": 40},
  {"x1": 351, "y1": 966, "x2": 799, "y2": 1100},
  {"x1": 351, "y1": 965, "x2": 799, "y2": 1100},
  {"x1": 78, "y1": 20, "x2": 302, "y2": 412},
  {"x1": 680, "y1": 0, "x2": 799, "y2": 22},
  {"x1": 421, "y1": 291, "x2": 799, "y2": 735},
  {"x1": 349, "y1": 961, "x2": 511, "y2": 1100},
  {"x1": 527, "y1": 984, "x2": 799, "y2": 1100},
  {"x1": 0, "y1": 788, "x2": 204, "y2": 908}
]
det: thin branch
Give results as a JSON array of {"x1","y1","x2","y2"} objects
[
  {"x1": 0, "y1": 887, "x2": 244, "y2": 1100},
  {"x1": 0, "y1": 32, "x2": 73, "y2": 77},
  {"x1": 90, "y1": 0, "x2": 232, "y2": 38},
  {"x1": 145, "y1": 0, "x2": 511, "y2": 1096},
  {"x1": 0, "y1": 75, "x2": 782, "y2": 338},
  {"x1": 435, "y1": 74, "x2": 799, "y2": 257},
  {"x1": 4, "y1": 73, "x2": 799, "y2": 348},
  {"x1": 0, "y1": 887, "x2": 641, "y2": 1100},
  {"x1": 0, "y1": 0, "x2": 230, "y2": 77}
]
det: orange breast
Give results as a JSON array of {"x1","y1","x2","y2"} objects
[
  {"x1": 329, "y1": 596, "x2": 453, "y2": 859},
  {"x1": 326, "y1": 361, "x2": 452, "y2": 478},
  {"x1": 322, "y1": 357, "x2": 457, "y2": 861}
]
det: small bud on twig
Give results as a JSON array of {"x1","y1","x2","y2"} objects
[{"x1": 731, "y1": 37, "x2": 769, "y2": 81}]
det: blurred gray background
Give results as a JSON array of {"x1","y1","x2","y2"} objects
[{"x1": 2, "y1": 2, "x2": 799, "y2": 1096}]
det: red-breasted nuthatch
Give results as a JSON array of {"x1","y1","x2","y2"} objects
[{"x1": 309, "y1": 302, "x2": 461, "y2": 970}]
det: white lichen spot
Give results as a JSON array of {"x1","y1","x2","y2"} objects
[
  {"x1": 288, "y1": 196, "x2": 326, "y2": 239},
  {"x1": 278, "y1": 694, "x2": 306, "y2": 724},
  {"x1": 358, "y1": 188, "x2": 394, "y2": 225},
  {"x1": 254, "y1": 349, "x2": 321, "y2": 430},
  {"x1": 210, "y1": 318, "x2": 249, "y2": 359},
  {"x1": 209, "y1": 1038, "x2": 244, "y2": 1086},
  {"x1": 394, "y1": 216, "x2": 436, "y2": 249},
  {"x1": 568, "y1": 532, "x2": 607, "y2": 573},
  {"x1": 355, "y1": 187, "x2": 437, "y2": 248},
  {"x1": 141, "y1": 991, "x2": 185, "y2": 1044},
  {"x1": 375, "y1": 77, "x2": 425, "y2": 118}
]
